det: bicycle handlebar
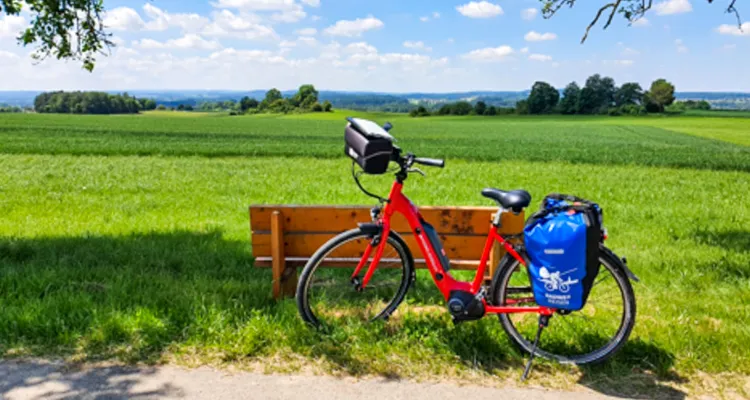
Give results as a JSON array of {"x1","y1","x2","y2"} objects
[{"x1": 413, "y1": 157, "x2": 445, "y2": 168}]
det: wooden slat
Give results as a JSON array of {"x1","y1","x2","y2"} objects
[
  {"x1": 254, "y1": 257, "x2": 483, "y2": 270},
  {"x1": 253, "y1": 232, "x2": 497, "y2": 261},
  {"x1": 250, "y1": 205, "x2": 500, "y2": 236}
]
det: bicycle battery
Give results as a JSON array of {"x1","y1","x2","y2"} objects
[{"x1": 421, "y1": 221, "x2": 451, "y2": 272}]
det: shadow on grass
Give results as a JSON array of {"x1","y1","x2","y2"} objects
[
  {"x1": 690, "y1": 229, "x2": 750, "y2": 280},
  {"x1": 0, "y1": 359, "x2": 180, "y2": 399},
  {"x1": 0, "y1": 231, "x2": 269, "y2": 363},
  {"x1": 692, "y1": 229, "x2": 750, "y2": 254},
  {"x1": 579, "y1": 339, "x2": 686, "y2": 399}
]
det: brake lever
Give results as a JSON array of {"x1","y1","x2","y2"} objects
[{"x1": 408, "y1": 168, "x2": 426, "y2": 177}]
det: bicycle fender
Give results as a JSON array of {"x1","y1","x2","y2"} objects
[{"x1": 600, "y1": 245, "x2": 640, "y2": 283}]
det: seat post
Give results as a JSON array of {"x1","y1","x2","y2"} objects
[{"x1": 493, "y1": 207, "x2": 507, "y2": 227}]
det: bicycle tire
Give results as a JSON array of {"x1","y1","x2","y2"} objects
[
  {"x1": 296, "y1": 228, "x2": 415, "y2": 328},
  {"x1": 491, "y1": 246, "x2": 636, "y2": 365}
]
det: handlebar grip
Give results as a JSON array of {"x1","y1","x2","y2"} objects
[{"x1": 413, "y1": 157, "x2": 445, "y2": 168}]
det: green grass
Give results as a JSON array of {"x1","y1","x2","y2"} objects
[
  {"x1": 1, "y1": 112, "x2": 748, "y2": 171},
  {"x1": 0, "y1": 112, "x2": 749, "y2": 397}
]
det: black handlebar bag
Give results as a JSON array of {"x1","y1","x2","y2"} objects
[{"x1": 344, "y1": 118, "x2": 394, "y2": 175}]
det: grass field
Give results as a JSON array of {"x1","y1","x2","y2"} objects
[{"x1": 1, "y1": 111, "x2": 749, "y2": 397}]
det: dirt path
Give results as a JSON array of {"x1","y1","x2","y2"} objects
[{"x1": 0, "y1": 359, "x2": 623, "y2": 400}]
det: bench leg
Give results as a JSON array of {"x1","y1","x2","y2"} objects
[{"x1": 271, "y1": 210, "x2": 297, "y2": 299}]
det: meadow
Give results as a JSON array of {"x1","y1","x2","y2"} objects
[{"x1": 0, "y1": 111, "x2": 749, "y2": 397}]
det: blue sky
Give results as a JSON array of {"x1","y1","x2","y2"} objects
[{"x1": 0, "y1": 0, "x2": 747, "y2": 92}]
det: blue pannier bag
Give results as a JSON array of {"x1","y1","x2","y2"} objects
[{"x1": 523, "y1": 194, "x2": 604, "y2": 311}]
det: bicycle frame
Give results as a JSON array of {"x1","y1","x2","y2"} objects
[{"x1": 352, "y1": 180, "x2": 555, "y2": 316}]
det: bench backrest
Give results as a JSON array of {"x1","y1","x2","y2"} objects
[{"x1": 249, "y1": 205, "x2": 524, "y2": 298}]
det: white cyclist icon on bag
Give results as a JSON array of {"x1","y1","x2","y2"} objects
[{"x1": 538, "y1": 267, "x2": 580, "y2": 293}]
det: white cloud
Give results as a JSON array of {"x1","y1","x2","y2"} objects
[
  {"x1": 462, "y1": 45, "x2": 513, "y2": 61},
  {"x1": 456, "y1": 1, "x2": 503, "y2": 18},
  {"x1": 201, "y1": 10, "x2": 277, "y2": 40},
  {"x1": 311, "y1": 15, "x2": 321, "y2": 21},
  {"x1": 403, "y1": 41, "x2": 432, "y2": 52},
  {"x1": 432, "y1": 12, "x2": 441, "y2": 19},
  {"x1": 622, "y1": 47, "x2": 640, "y2": 56},
  {"x1": 346, "y1": 42, "x2": 378, "y2": 54},
  {"x1": 520, "y1": 47, "x2": 529, "y2": 53},
  {"x1": 525, "y1": 31, "x2": 557, "y2": 41},
  {"x1": 551, "y1": 62, "x2": 560, "y2": 68},
  {"x1": 716, "y1": 22, "x2": 750, "y2": 36},
  {"x1": 721, "y1": 43, "x2": 737, "y2": 51},
  {"x1": 296, "y1": 27, "x2": 317, "y2": 35},
  {"x1": 0, "y1": 15, "x2": 26, "y2": 39},
  {"x1": 212, "y1": 0, "x2": 300, "y2": 11},
  {"x1": 301, "y1": 0, "x2": 320, "y2": 7},
  {"x1": 528, "y1": 53, "x2": 552, "y2": 62},
  {"x1": 420, "y1": 16, "x2": 430, "y2": 22},
  {"x1": 279, "y1": 40, "x2": 297, "y2": 48},
  {"x1": 103, "y1": 7, "x2": 145, "y2": 31},
  {"x1": 297, "y1": 36, "x2": 318, "y2": 46},
  {"x1": 272, "y1": 7, "x2": 306, "y2": 23},
  {"x1": 675, "y1": 39, "x2": 688, "y2": 53},
  {"x1": 632, "y1": 17, "x2": 650, "y2": 27},
  {"x1": 143, "y1": 4, "x2": 210, "y2": 32},
  {"x1": 653, "y1": 0, "x2": 692, "y2": 15},
  {"x1": 135, "y1": 34, "x2": 222, "y2": 50},
  {"x1": 521, "y1": 8, "x2": 538, "y2": 21},
  {"x1": 324, "y1": 16, "x2": 383, "y2": 37}
]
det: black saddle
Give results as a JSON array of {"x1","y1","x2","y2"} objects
[{"x1": 481, "y1": 188, "x2": 531, "y2": 212}]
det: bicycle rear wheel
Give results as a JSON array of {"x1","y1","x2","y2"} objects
[
  {"x1": 296, "y1": 228, "x2": 414, "y2": 328},
  {"x1": 491, "y1": 247, "x2": 636, "y2": 365}
]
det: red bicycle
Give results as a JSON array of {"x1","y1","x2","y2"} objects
[{"x1": 297, "y1": 119, "x2": 637, "y2": 370}]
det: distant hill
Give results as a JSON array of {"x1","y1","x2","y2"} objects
[{"x1": 3, "y1": 90, "x2": 749, "y2": 111}]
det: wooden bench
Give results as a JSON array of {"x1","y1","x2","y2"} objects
[{"x1": 249, "y1": 205, "x2": 525, "y2": 299}]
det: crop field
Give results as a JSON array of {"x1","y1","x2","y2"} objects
[{"x1": 1, "y1": 111, "x2": 749, "y2": 397}]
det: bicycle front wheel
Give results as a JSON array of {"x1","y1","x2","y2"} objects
[
  {"x1": 296, "y1": 228, "x2": 414, "y2": 328},
  {"x1": 491, "y1": 247, "x2": 636, "y2": 365}
]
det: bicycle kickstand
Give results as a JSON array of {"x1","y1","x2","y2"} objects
[{"x1": 521, "y1": 314, "x2": 550, "y2": 382}]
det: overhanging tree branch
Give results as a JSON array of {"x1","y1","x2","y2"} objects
[{"x1": 542, "y1": 0, "x2": 744, "y2": 43}]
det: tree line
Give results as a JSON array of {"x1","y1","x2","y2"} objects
[
  {"x1": 411, "y1": 75, "x2": 710, "y2": 118},
  {"x1": 242, "y1": 85, "x2": 332, "y2": 114},
  {"x1": 164, "y1": 85, "x2": 334, "y2": 115},
  {"x1": 34, "y1": 92, "x2": 157, "y2": 114}
]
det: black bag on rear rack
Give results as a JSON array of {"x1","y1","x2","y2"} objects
[{"x1": 344, "y1": 118, "x2": 394, "y2": 175}]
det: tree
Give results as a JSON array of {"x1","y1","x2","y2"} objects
[
  {"x1": 615, "y1": 82, "x2": 644, "y2": 106},
  {"x1": 647, "y1": 78, "x2": 676, "y2": 112},
  {"x1": 291, "y1": 84, "x2": 319, "y2": 109},
  {"x1": 311, "y1": 103, "x2": 323, "y2": 112},
  {"x1": 157, "y1": 105, "x2": 167, "y2": 111},
  {"x1": 240, "y1": 96, "x2": 259, "y2": 112},
  {"x1": 540, "y1": 1, "x2": 742, "y2": 43},
  {"x1": 527, "y1": 81, "x2": 560, "y2": 114},
  {"x1": 1, "y1": 0, "x2": 112, "y2": 71},
  {"x1": 322, "y1": 100, "x2": 333, "y2": 112},
  {"x1": 474, "y1": 101, "x2": 487, "y2": 116},
  {"x1": 578, "y1": 74, "x2": 615, "y2": 114},
  {"x1": 33, "y1": 91, "x2": 143, "y2": 114},
  {"x1": 451, "y1": 101, "x2": 473, "y2": 115},
  {"x1": 559, "y1": 82, "x2": 581, "y2": 114},
  {"x1": 577, "y1": 87, "x2": 598, "y2": 114},
  {"x1": 485, "y1": 106, "x2": 497, "y2": 116},
  {"x1": 515, "y1": 100, "x2": 529, "y2": 115}
]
